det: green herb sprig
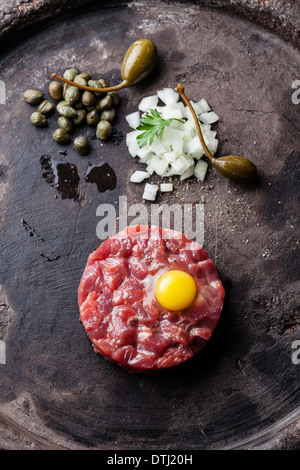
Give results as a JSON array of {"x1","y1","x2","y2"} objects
[{"x1": 136, "y1": 108, "x2": 183, "y2": 147}]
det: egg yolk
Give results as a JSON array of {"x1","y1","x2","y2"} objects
[{"x1": 155, "y1": 270, "x2": 197, "y2": 311}]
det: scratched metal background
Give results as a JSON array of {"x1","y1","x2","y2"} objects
[{"x1": 0, "y1": 0, "x2": 299, "y2": 450}]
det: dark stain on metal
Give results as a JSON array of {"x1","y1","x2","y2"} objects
[
  {"x1": 21, "y1": 218, "x2": 45, "y2": 242},
  {"x1": 84, "y1": 162, "x2": 117, "y2": 193},
  {"x1": 40, "y1": 155, "x2": 80, "y2": 201}
]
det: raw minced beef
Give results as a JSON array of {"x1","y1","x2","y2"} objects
[{"x1": 78, "y1": 225, "x2": 225, "y2": 372}]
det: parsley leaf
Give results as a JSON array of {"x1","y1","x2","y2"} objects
[{"x1": 136, "y1": 109, "x2": 184, "y2": 148}]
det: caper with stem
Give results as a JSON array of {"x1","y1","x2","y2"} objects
[
  {"x1": 175, "y1": 84, "x2": 257, "y2": 184},
  {"x1": 51, "y1": 38, "x2": 157, "y2": 93}
]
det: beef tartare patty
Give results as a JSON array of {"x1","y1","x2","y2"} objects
[{"x1": 78, "y1": 225, "x2": 225, "y2": 372}]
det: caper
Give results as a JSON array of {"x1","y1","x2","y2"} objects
[
  {"x1": 74, "y1": 75, "x2": 88, "y2": 86},
  {"x1": 73, "y1": 109, "x2": 86, "y2": 125},
  {"x1": 88, "y1": 80, "x2": 102, "y2": 96},
  {"x1": 96, "y1": 94, "x2": 112, "y2": 111},
  {"x1": 88, "y1": 79, "x2": 101, "y2": 89},
  {"x1": 100, "y1": 108, "x2": 115, "y2": 122},
  {"x1": 211, "y1": 156, "x2": 257, "y2": 184},
  {"x1": 82, "y1": 90, "x2": 96, "y2": 107},
  {"x1": 63, "y1": 68, "x2": 78, "y2": 81},
  {"x1": 65, "y1": 85, "x2": 81, "y2": 105},
  {"x1": 24, "y1": 89, "x2": 43, "y2": 105},
  {"x1": 86, "y1": 109, "x2": 100, "y2": 126},
  {"x1": 53, "y1": 128, "x2": 70, "y2": 144},
  {"x1": 49, "y1": 81, "x2": 63, "y2": 100},
  {"x1": 56, "y1": 100, "x2": 68, "y2": 110},
  {"x1": 74, "y1": 136, "x2": 89, "y2": 155},
  {"x1": 121, "y1": 38, "x2": 158, "y2": 86},
  {"x1": 57, "y1": 104, "x2": 77, "y2": 119},
  {"x1": 107, "y1": 91, "x2": 120, "y2": 106},
  {"x1": 38, "y1": 100, "x2": 54, "y2": 115},
  {"x1": 58, "y1": 116, "x2": 73, "y2": 133},
  {"x1": 97, "y1": 120, "x2": 112, "y2": 140},
  {"x1": 63, "y1": 83, "x2": 71, "y2": 99},
  {"x1": 98, "y1": 78, "x2": 108, "y2": 88},
  {"x1": 30, "y1": 111, "x2": 48, "y2": 127},
  {"x1": 78, "y1": 72, "x2": 91, "y2": 81}
]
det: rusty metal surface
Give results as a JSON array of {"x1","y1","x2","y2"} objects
[
  {"x1": 0, "y1": 0, "x2": 299, "y2": 450},
  {"x1": 0, "y1": 0, "x2": 299, "y2": 48}
]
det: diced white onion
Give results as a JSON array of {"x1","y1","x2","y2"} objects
[
  {"x1": 180, "y1": 164, "x2": 195, "y2": 181},
  {"x1": 157, "y1": 88, "x2": 179, "y2": 105},
  {"x1": 125, "y1": 111, "x2": 141, "y2": 129},
  {"x1": 125, "y1": 88, "x2": 219, "y2": 184},
  {"x1": 130, "y1": 171, "x2": 150, "y2": 183},
  {"x1": 142, "y1": 183, "x2": 158, "y2": 201},
  {"x1": 138, "y1": 95, "x2": 159, "y2": 112},
  {"x1": 160, "y1": 183, "x2": 173, "y2": 192},
  {"x1": 148, "y1": 154, "x2": 169, "y2": 176},
  {"x1": 199, "y1": 111, "x2": 219, "y2": 124},
  {"x1": 197, "y1": 98, "x2": 211, "y2": 113},
  {"x1": 194, "y1": 160, "x2": 208, "y2": 181},
  {"x1": 171, "y1": 155, "x2": 191, "y2": 175}
]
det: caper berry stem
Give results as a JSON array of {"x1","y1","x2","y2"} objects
[
  {"x1": 175, "y1": 84, "x2": 215, "y2": 162},
  {"x1": 51, "y1": 73, "x2": 128, "y2": 93},
  {"x1": 175, "y1": 83, "x2": 257, "y2": 184}
]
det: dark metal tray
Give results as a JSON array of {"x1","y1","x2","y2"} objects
[{"x1": 0, "y1": 0, "x2": 299, "y2": 450}]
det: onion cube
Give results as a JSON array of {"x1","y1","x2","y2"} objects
[
  {"x1": 162, "y1": 151, "x2": 177, "y2": 164},
  {"x1": 160, "y1": 183, "x2": 173, "y2": 192},
  {"x1": 149, "y1": 155, "x2": 169, "y2": 176},
  {"x1": 143, "y1": 183, "x2": 158, "y2": 201},
  {"x1": 186, "y1": 135, "x2": 202, "y2": 154},
  {"x1": 126, "y1": 111, "x2": 141, "y2": 129},
  {"x1": 180, "y1": 164, "x2": 195, "y2": 180},
  {"x1": 199, "y1": 111, "x2": 219, "y2": 124},
  {"x1": 207, "y1": 137, "x2": 218, "y2": 154},
  {"x1": 194, "y1": 159, "x2": 208, "y2": 181},
  {"x1": 197, "y1": 98, "x2": 211, "y2": 113},
  {"x1": 160, "y1": 106, "x2": 184, "y2": 121},
  {"x1": 162, "y1": 127, "x2": 184, "y2": 154},
  {"x1": 157, "y1": 88, "x2": 179, "y2": 105},
  {"x1": 171, "y1": 155, "x2": 191, "y2": 175},
  {"x1": 130, "y1": 171, "x2": 150, "y2": 183},
  {"x1": 183, "y1": 119, "x2": 196, "y2": 141},
  {"x1": 138, "y1": 95, "x2": 159, "y2": 112},
  {"x1": 145, "y1": 135, "x2": 166, "y2": 156}
]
